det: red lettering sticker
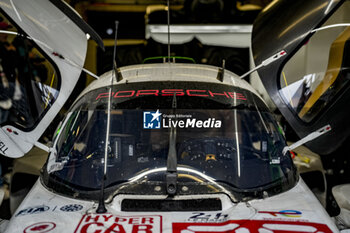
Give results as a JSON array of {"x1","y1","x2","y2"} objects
[
  {"x1": 161, "y1": 89, "x2": 185, "y2": 96},
  {"x1": 74, "y1": 215, "x2": 162, "y2": 233},
  {"x1": 172, "y1": 220, "x2": 333, "y2": 233},
  {"x1": 228, "y1": 92, "x2": 247, "y2": 100},
  {"x1": 186, "y1": 90, "x2": 208, "y2": 97},
  {"x1": 136, "y1": 90, "x2": 159, "y2": 97},
  {"x1": 115, "y1": 90, "x2": 136, "y2": 98},
  {"x1": 208, "y1": 91, "x2": 229, "y2": 98},
  {"x1": 96, "y1": 92, "x2": 113, "y2": 100},
  {"x1": 95, "y1": 89, "x2": 247, "y2": 101},
  {"x1": 24, "y1": 222, "x2": 56, "y2": 233}
]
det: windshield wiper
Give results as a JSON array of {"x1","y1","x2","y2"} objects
[{"x1": 166, "y1": 93, "x2": 178, "y2": 195}]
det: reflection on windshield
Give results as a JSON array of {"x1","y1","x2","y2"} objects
[{"x1": 47, "y1": 108, "x2": 294, "y2": 195}]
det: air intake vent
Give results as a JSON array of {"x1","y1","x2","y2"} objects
[{"x1": 121, "y1": 198, "x2": 222, "y2": 212}]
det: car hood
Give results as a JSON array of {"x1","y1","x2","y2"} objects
[{"x1": 4, "y1": 179, "x2": 338, "y2": 233}]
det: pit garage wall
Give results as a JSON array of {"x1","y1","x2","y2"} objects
[
  {"x1": 146, "y1": 24, "x2": 277, "y2": 110},
  {"x1": 80, "y1": 2, "x2": 272, "y2": 108},
  {"x1": 84, "y1": 2, "x2": 350, "y2": 112},
  {"x1": 145, "y1": 1, "x2": 350, "y2": 111}
]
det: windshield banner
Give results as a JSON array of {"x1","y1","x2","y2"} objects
[{"x1": 143, "y1": 110, "x2": 222, "y2": 129}]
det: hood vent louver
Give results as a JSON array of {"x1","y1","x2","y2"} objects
[{"x1": 121, "y1": 198, "x2": 222, "y2": 212}]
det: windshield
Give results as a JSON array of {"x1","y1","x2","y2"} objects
[{"x1": 43, "y1": 81, "x2": 297, "y2": 201}]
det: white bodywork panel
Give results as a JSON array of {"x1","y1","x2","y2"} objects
[
  {"x1": 80, "y1": 63, "x2": 264, "y2": 103},
  {"x1": 0, "y1": 0, "x2": 88, "y2": 158},
  {"x1": 3, "y1": 179, "x2": 338, "y2": 233}
]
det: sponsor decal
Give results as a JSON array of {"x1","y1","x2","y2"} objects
[
  {"x1": 143, "y1": 110, "x2": 162, "y2": 129},
  {"x1": 16, "y1": 205, "x2": 50, "y2": 217},
  {"x1": 60, "y1": 204, "x2": 83, "y2": 212},
  {"x1": 0, "y1": 140, "x2": 8, "y2": 154},
  {"x1": 188, "y1": 212, "x2": 228, "y2": 223},
  {"x1": 259, "y1": 210, "x2": 302, "y2": 218},
  {"x1": 74, "y1": 214, "x2": 162, "y2": 233},
  {"x1": 23, "y1": 222, "x2": 56, "y2": 233},
  {"x1": 16, "y1": 204, "x2": 84, "y2": 217},
  {"x1": 96, "y1": 89, "x2": 247, "y2": 101},
  {"x1": 143, "y1": 110, "x2": 222, "y2": 129},
  {"x1": 162, "y1": 116, "x2": 221, "y2": 129},
  {"x1": 172, "y1": 220, "x2": 332, "y2": 233}
]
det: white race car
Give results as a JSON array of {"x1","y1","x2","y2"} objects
[{"x1": 0, "y1": 0, "x2": 350, "y2": 232}]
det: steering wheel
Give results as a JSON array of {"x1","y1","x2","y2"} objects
[{"x1": 178, "y1": 137, "x2": 237, "y2": 162}]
